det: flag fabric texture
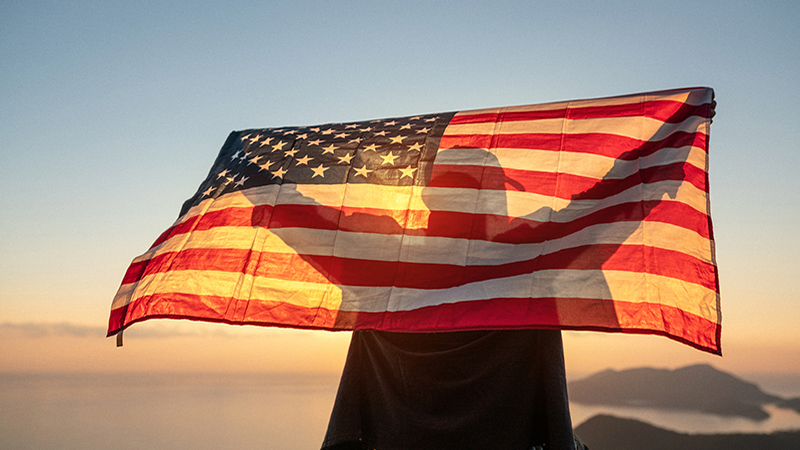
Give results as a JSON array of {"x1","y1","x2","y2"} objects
[{"x1": 109, "y1": 87, "x2": 720, "y2": 354}]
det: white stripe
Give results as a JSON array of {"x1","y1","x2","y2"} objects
[
  {"x1": 340, "y1": 269, "x2": 718, "y2": 318},
  {"x1": 300, "y1": 179, "x2": 707, "y2": 219},
  {"x1": 178, "y1": 174, "x2": 706, "y2": 223},
  {"x1": 115, "y1": 267, "x2": 718, "y2": 320},
  {"x1": 135, "y1": 178, "x2": 710, "y2": 266},
  {"x1": 124, "y1": 215, "x2": 713, "y2": 291},
  {"x1": 454, "y1": 88, "x2": 712, "y2": 117},
  {"x1": 504, "y1": 180, "x2": 707, "y2": 220},
  {"x1": 434, "y1": 145, "x2": 707, "y2": 180},
  {"x1": 444, "y1": 115, "x2": 708, "y2": 142}
]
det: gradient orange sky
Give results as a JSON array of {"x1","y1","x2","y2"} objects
[{"x1": 1, "y1": 1, "x2": 799, "y2": 379}]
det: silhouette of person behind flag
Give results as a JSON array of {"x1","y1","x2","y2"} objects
[
  {"x1": 249, "y1": 140, "x2": 685, "y2": 450},
  {"x1": 255, "y1": 142, "x2": 685, "y2": 333}
]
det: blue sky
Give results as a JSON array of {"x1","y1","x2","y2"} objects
[{"x1": 1, "y1": 0, "x2": 799, "y2": 375}]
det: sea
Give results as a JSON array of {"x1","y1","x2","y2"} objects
[{"x1": 1, "y1": 372, "x2": 799, "y2": 450}]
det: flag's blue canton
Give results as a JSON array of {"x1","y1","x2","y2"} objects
[{"x1": 181, "y1": 112, "x2": 456, "y2": 215}]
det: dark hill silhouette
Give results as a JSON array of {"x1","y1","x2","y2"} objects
[
  {"x1": 568, "y1": 364, "x2": 800, "y2": 420},
  {"x1": 574, "y1": 414, "x2": 800, "y2": 450}
]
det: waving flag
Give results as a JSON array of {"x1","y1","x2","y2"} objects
[{"x1": 109, "y1": 87, "x2": 720, "y2": 354}]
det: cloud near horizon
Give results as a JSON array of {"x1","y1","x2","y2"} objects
[
  {"x1": 0, "y1": 320, "x2": 329, "y2": 340},
  {"x1": 0, "y1": 322, "x2": 106, "y2": 339}
]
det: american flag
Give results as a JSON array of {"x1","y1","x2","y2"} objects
[{"x1": 109, "y1": 87, "x2": 720, "y2": 354}]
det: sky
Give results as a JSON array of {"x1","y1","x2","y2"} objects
[{"x1": 1, "y1": 0, "x2": 799, "y2": 380}]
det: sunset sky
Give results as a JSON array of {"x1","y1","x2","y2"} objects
[{"x1": 1, "y1": 1, "x2": 799, "y2": 381}]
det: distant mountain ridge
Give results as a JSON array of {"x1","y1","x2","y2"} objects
[
  {"x1": 574, "y1": 414, "x2": 800, "y2": 450},
  {"x1": 568, "y1": 364, "x2": 800, "y2": 420}
]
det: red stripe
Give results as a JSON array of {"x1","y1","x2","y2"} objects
[
  {"x1": 123, "y1": 198, "x2": 712, "y2": 286},
  {"x1": 107, "y1": 295, "x2": 720, "y2": 354},
  {"x1": 428, "y1": 163, "x2": 557, "y2": 194},
  {"x1": 406, "y1": 200, "x2": 711, "y2": 243},
  {"x1": 166, "y1": 198, "x2": 711, "y2": 244},
  {"x1": 345, "y1": 297, "x2": 721, "y2": 354},
  {"x1": 440, "y1": 131, "x2": 708, "y2": 158},
  {"x1": 151, "y1": 217, "x2": 196, "y2": 248},
  {"x1": 429, "y1": 161, "x2": 707, "y2": 195},
  {"x1": 450, "y1": 100, "x2": 711, "y2": 125},
  {"x1": 315, "y1": 244, "x2": 716, "y2": 290},
  {"x1": 123, "y1": 248, "x2": 253, "y2": 285},
  {"x1": 150, "y1": 206, "x2": 267, "y2": 249},
  {"x1": 122, "y1": 240, "x2": 717, "y2": 293},
  {"x1": 107, "y1": 293, "x2": 339, "y2": 337}
]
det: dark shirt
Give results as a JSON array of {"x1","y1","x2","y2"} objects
[{"x1": 321, "y1": 329, "x2": 576, "y2": 450}]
